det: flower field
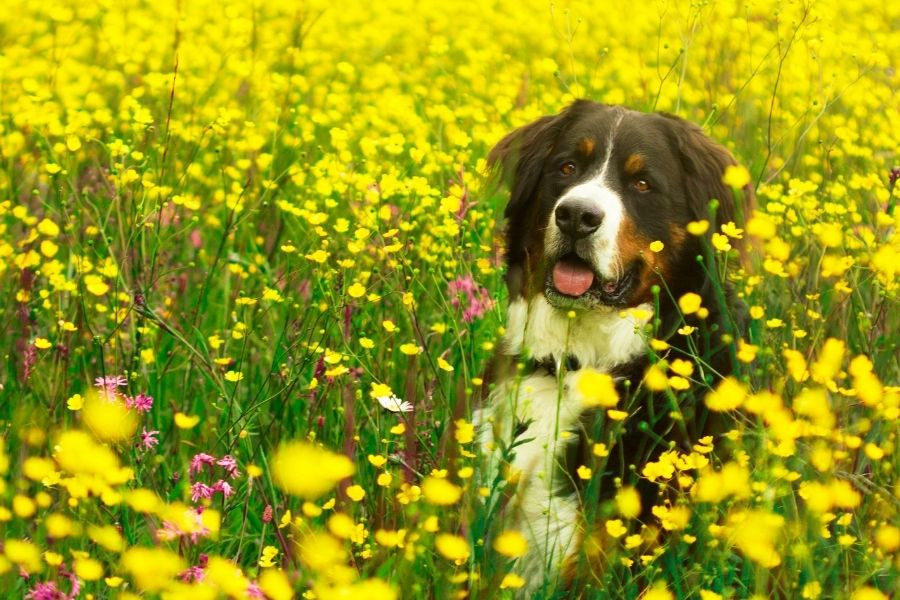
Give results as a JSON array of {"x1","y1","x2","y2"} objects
[{"x1": 0, "y1": 0, "x2": 898, "y2": 597}]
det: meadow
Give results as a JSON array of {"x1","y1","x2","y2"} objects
[{"x1": 0, "y1": 0, "x2": 897, "y2": 598}]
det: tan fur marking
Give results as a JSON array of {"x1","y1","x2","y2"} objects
[
  {"x1": 669, "y1": 224, "x2": 687, "y2": 249},
  {"x1": 624, "y1": 153, "x2": 645, "y2": 175},
  {"x1": 617, "y1": 218, "x2": 668, "y2": 304},
  {"x1": 579, "y1": 137, "x2": 596, "y2": 157}
]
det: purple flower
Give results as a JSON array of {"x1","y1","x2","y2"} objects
[
  {"x1": 216, "y1": 455, "x2": 240, "y2": 479},
  {"x1": 126, "y1": 393, "x2": 154, "y2": 413}
]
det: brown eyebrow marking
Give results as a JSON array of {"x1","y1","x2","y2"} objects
[
  {"x1": 624, "y1": 153, "x2": 645, "y2": 174},
  {"x1": 578, "y1": 137, "x2": 595, "y2": 156}
]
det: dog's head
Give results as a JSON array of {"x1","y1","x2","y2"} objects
[{"x1": 489, "y1": 100, "x2": 753, "y2": 309}]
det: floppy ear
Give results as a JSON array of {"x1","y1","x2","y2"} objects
[
  {"x1": 663, "y1": 114, "x2": 755, "y2": 234},
  {"x1": 487, "y1": 113, "x2": 564, "y2": 297},
  {"x1": 487, "y1": 114, "x2": 559, "y2": 222}
]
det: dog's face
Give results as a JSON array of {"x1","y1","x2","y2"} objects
[{"x1": 490, "y1": 100, "x2": 751, "y2": 310}]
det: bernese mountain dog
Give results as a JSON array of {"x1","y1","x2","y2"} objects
[{"x1": 476, "y1": 100, "x2": 753, "y2": 594}]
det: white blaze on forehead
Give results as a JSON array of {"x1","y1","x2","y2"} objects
[{"x1": 545, "y1": 112, "x2": 627, "y2": 280}]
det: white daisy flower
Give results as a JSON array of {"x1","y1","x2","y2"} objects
[{"x1": 377, "y1": 395, "x2": 413, "y2": 413}]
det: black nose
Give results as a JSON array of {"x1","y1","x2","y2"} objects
[{"x1": 555, "y1": 198, "x2": 605, "y2": 239}]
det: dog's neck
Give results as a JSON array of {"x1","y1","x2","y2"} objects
[{"x1": 502, "y1": 295, "x2": 652, "y2": 374}]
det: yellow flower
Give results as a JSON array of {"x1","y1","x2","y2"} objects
[
  {"x1": 643, "y1": 365, "x2": 668, "y2": 391},
  {"x1": 258, "y1": 545, "x2": 279, "y2": 568},
  {"x1": 224, "y1": 370, "x2": 243, "y2": 382},
  {"x1": 347, "y1": 282, "x2": 366, "y2": 298},
  {"x1": 454, "y1": 419, "x2": 475, "y2": 444},
  {"x1": 642, "y1": 582, "x2": 674, "y2": 600},
  {"x1": 851, "y1": 588, "x2": 888, "y2": 600},
  {"x1": 259, "y1": 569, "x2": 293, "y2": 600},
  {"x1": 615, "y1": 487, "x2": 642, "y2": 519},
  {"x1": 488, "y1": 530, "x2": 527, "y2": 559},
  {"x1": 121, "y1": 547, "x2": 185, "y2": 592},
  {"x1": 305, "y1": 249, "x2": 328, "y2": 263},
  {"x1": 678, "y1": 292, "x2": 702, "y2": 315},
  {"x1": 422, "y1": 476, "x2": 462, "y2": 505},
  {"x1": 13, "y1": 495, "x2": 36, "y2": 518},
  {"x1": 669, "y1": 359, "x2": 694, "y2": 377},
  {"x1": 577, "y1": 368, "x2": 619, "y2": 408},
  {"x1": 435, "y1": 533, "x2": 470, "y2": 562},
  {"x1": 576, "y1": 465, "x2": 592, "y2": 479},
  {"x1": 399, "y1": 342, "x2": 421, "y2": 355},
  {"x1": 686, "y1": 220, "x2": 710, "y2": 236},
  {"x1": 33, "y1": 338, "x2": 52, "y2": 349},
  {"x1": 583, "y1": 446, "x2": 607, "y2": 464},
  {"x1": 83, "y1": 390, "x2": 138, "y2": 442},
  {"x1": 43, "y1": 551, "x2": 63, "y2": 566},
  {"x1": 74, "y1": 557, "x2": 103, "y2": 581},
  {"x1": 704, "y1": 377, "x2": 747, "y2": 412},
  {"x1": 4, "y1": 539, "x2": 42, "y2": 573},
  {"x1": 722, "y1": 165, "x2": 751, "y2": 188},
  {"x1": 88, "y1": 524, "x2": 124, "y2": 552},
  {"x1": 346, "y1": 484, "x2": 366, "y2": 501},
  {"x1": 500, "y1": 573, "x2": 525, "y2": 589},
  {"x1": 711, "y1": 232, "x2": 731, "y2": 252},
  {"x1": 174, "y1": 412, "x2": 200, "y2": 429},
  {"x1": 368, "y1": 454, "x2": 387, "y2": 468},
  {"x1": 66, "y1": 393, "x2": 84, "y2": 410},
  {"x1": 605, "y1": 519, "x2": 627, "y2": 538},
  {"x1": 651, "y1": 504, "x2": 691, "y2": 531},
  {"x1": 649, "y1": 240, "x2": 664, "y2": 253},
  {"x1": 272, "y1": 441, "x2": 354, "y2": 499},
  {"x1": 437, "y1": 357, "x2": 454, "y2": 371},
  {"x1": 83, "y1": 274, "x2": 109, "y2": 296},
  {"x1": 328, "y1": 513, "x2": 356, "y2": 539}
]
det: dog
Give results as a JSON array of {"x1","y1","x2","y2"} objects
[{"x1": 475, "y1": 100, "x2": 753, "y2": 595}]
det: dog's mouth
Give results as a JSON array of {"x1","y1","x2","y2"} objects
[{"x1": 545, "y1": 253, "x2": 638, "y2": 308}]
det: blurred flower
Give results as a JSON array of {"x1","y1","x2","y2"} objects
[{"x1": 448, "y1": 275, "x2": 494, "y2": 322}]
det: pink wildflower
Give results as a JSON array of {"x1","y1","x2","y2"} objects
[
  {"x1": 262, "y1": 504, "x2": 273, "y2": 523},
  {"x1": 189, "y1": 453, "x2": 216, "y2": 477},
  {"x1": 139, "y1": 429, "x2": 159, "y2": 451},
  {"x1": 212, "y1": 480, "x2": 234, "y2": 498},
  {"x1": 94, "y1": 374, "x2": 127, "y2": 401},
  {"x1": 216, "y1": 455, "x2": 240, "y2": 479},
  {"x1": 26, "y1": 583, "x2": 65, "y2": 600},
  {"x1": 448, "y1": 275, "x2": 494, "y2": 322},
  {"x1": 126, "y1": 393, "x2": 154, "y2": 413},
  {"x1": 180, "y1": 566, "x2": 205, "y2": 583},
  {"x1": 247, "y1": 582, "x2": 265, "y2": 598},
  {"x1": 190, "y1": 482, "x2": 214, "y2": 502}
]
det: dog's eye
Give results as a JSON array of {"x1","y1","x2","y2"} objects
[
  {"x1": 559, "y1": 161, "x2": 576, "y2": 176},
  {"x1": 632, "y1": 179, "x2": 651, "y2": 192}
]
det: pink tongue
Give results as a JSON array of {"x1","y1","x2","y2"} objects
[{"x1": 553, "y1": 261, "x2": 595, "y2": 296}]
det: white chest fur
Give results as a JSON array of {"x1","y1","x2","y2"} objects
[{"x1": 476, "y1": 295, "x2": 650, "y2": 592}]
